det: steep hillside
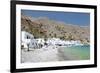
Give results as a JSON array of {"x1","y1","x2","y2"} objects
[{"x1": 21, "y1": 15, "x2": 90, "y2": 44}]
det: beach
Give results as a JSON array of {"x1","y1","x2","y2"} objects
[
  {"x1": 21, "y1": 45, "x2": 90, "y2": 63},
  {"x1": 21, "y1": 46, "x2": 59, "y2": 63}
]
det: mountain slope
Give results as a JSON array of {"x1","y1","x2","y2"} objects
[{"x1": 21, "y1": 15, "x2": 90, "y2": 44}]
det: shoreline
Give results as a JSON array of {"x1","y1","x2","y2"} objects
[{"x1": 21, "y1": 45, "x2": 90, "y2": 63}]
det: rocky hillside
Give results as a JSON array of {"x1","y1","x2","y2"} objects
[{"x1": 21, "y1": 15, "x2": 90, "y2": 44}]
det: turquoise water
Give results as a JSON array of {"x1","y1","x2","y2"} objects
[{"x1": 64, "y1": 45, "x2": 90, "y2": 60}]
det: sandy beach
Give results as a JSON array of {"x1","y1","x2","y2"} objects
[
  {"x1": 21, "y1": 46, "x2": 59, "y2": 63},
  {"x1": 21, "y1": 45, "x2": 83, "y2": 63}
]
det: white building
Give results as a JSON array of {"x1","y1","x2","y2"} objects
[
  {"x1": 36, "y1": 38, "x2": 45, "y2": 46},
  {"x1": 46, "y1": 38, "x2": 62, "y2": 46},
  {"x1": 21, "y1": 31, "x2": 38, "y2": 49},
  {"x1": 46, "y1": 38, "x2": 82, "y2": 46},
  {"x1": 21, "y1": 31, "x2": 83, "y2": 49}
]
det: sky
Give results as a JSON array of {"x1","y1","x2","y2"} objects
[{"x1": 21, "y1": 10, "x2": 90, "y2": 26}]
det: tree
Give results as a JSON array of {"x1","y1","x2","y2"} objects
[
  {"x1": 49, "y1": 33, "x2": 52, "y2": 37},
  {"x1": 54, "y1": 33, "x2": 57, "y2": 38},
  {"x1": 67, "y1": 34, "x2": 74, "y2": 40},
  {"x1": 60, "y1": 36, "x2": 65, "y2": 40},
  {"x1": 27, "y1": 43, "x2": 30, "y2": 51},
  {"x1": 44, "y1": 35, "x2": 47, "y2": 40}
]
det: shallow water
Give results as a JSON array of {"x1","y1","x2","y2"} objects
[{"x1": 63, "y1": 45, "x2": 90, "y2": 60}]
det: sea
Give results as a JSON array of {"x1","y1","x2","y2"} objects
[{"x1": 63, "y1": 45, "x2": 90, "y2": 60}]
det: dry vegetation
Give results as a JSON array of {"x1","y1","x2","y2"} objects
[{"x1": 21, "y1": 15, "x2": 90, "y2": 44}]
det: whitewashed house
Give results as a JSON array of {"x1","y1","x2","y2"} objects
[
  {"x1": 21, "y1": 31, "x2": 38, "y2": 49},
  {"x1": 21, "y1": 31, "x2": 83, "y2": 49},
  {"x1": 36, "y1": 38, "x2": 46, "y2": 48},
  {"x1": 46, "y1": 38, "x2": 62, "y2": 46},
  {"x1": 46, "y1": 38, "x2": 83, "y2": 46}
]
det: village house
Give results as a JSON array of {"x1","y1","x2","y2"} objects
[
  {"x1": 21, "y1": 31, "x2": 38, "y2": 49},
  {"x1": 21, "y1": 31, "x2": 83, "y2": 50}
]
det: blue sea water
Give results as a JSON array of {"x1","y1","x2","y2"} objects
[{"x1": 64, "y1": 45, "x2": 90, "y2": 60}]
